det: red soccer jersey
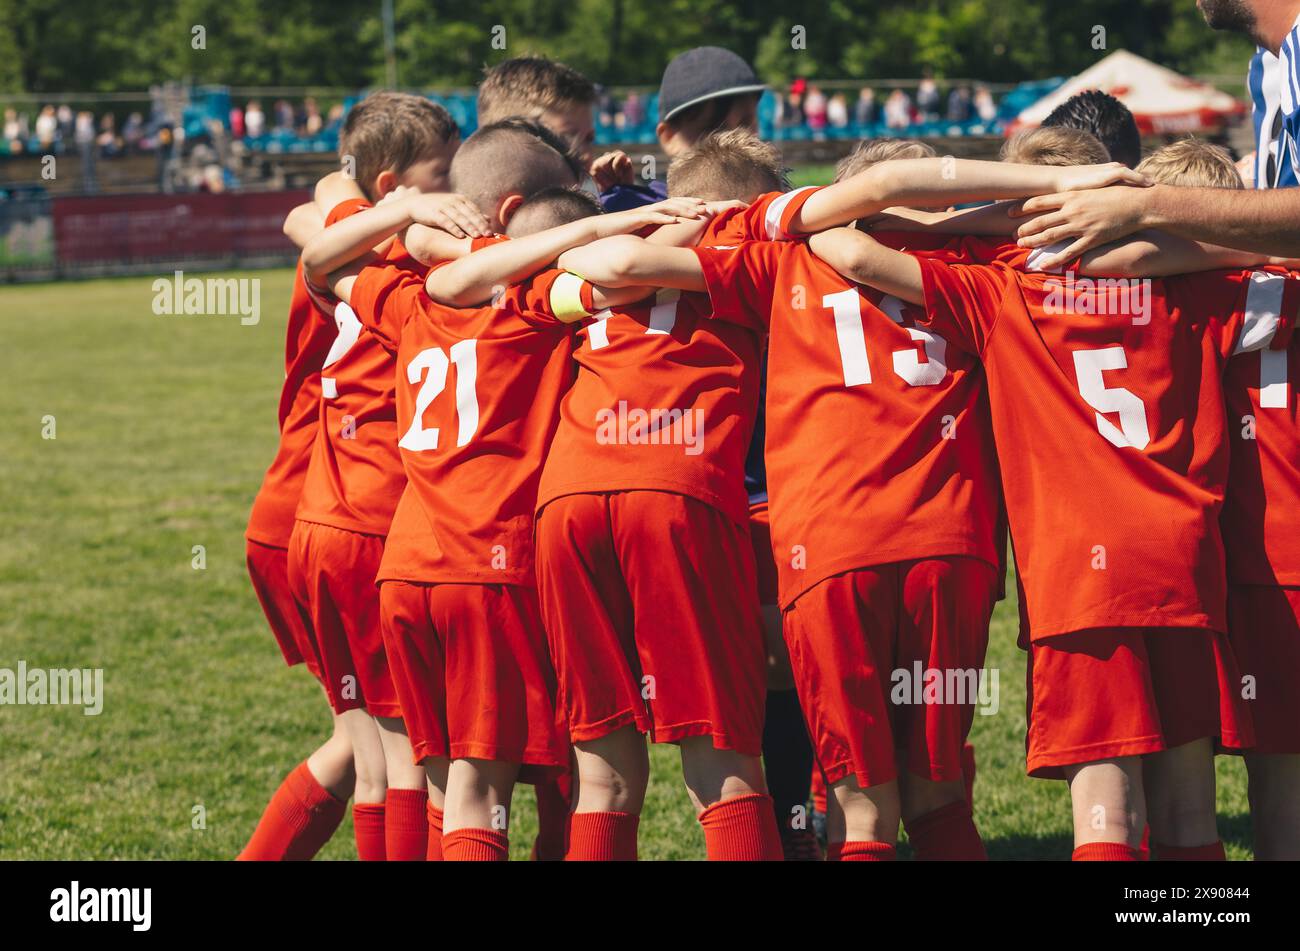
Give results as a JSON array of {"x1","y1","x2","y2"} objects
[
  {"x1": 246, "y1": 199, "x2": 371, "y2": 547},
  {"x1": 1222, "y1": 333, "x2": 1300, "y2": 585},
  {"x1": 348, "y1": 252, "x2": 574, "y2": 586},
  {"x1": 694, "y1": 238, "x2": 1002, "y2": 609},
  {"x1": 537, "y1": 216, "x2": 762, "y2": 525},
  {"x1": 917, "y1": 257, "x2": 1298, "y2": 640},
  {"x1": 294, "y1": 199, "x2": 408, "y2": 537}
]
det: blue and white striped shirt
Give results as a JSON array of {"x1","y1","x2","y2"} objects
[{"x1": 1249, "y1": 14, "x2": 1300, "y2": 190}]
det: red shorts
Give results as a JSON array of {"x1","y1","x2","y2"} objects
[
  {"x1": 536, "y1": 491, "x2": 766, "y2": 755},
  {"x1": 782, "y1": 557, "x2": 998, "y2": 789},
  {"x1": 1227, "y1": 585, "x2": 1300, "y2": 754},
  {"x1": 1026, "y1": 627, "x2": 1255, "y2": 777},
  {"x1": 286, "y1": 520, "x2": 400, "y2": 718},
  {"x1": 246, "y1": 539, "x2": 320, "y2": 681},
  {"x1": 379, "y1": 580, "x2": 567, "y2": 770},
  {"x1": 748, "y1": 500, "x2": 780, "y2": 607}
]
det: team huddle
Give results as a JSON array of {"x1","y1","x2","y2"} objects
[{"x1": 234, "y1": 49, "x2": 1300, "y2": 862}]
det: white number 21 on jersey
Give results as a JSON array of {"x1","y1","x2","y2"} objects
[{"x1": 398, "y1": 340, "x2": 480, "y2": 451}]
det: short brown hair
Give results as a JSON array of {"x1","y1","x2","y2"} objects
[
  {"x1": 339, "y1": 92, "x2": 459, "y2": 199},
  {"x1": 834, "y1": 138, "x2": 937, "y2": 182},
  {"x1": 1000, "y1": 126, "x2": 1110, "y2": 167},
  {"x1": 508, "y1": 185, "x2": 603, "y2": 236},
  {"x1": 666, "y1": 128, "x2": 787, "y2": 202},
  {"x1": 450, "y1": 118, "x2": 581, "y2": 217},
  {"x1": 477, "y1": 56, "x2": 597, "y2": 125},
  {"x1": 1136, "y1": 138, "x2": 1243, "y2": 189}
]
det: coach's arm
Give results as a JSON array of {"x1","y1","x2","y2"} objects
[{"x1": 1014, "y1": 183, "x2": 1300, "y2": 271}]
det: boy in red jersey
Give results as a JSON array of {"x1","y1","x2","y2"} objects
[
  {"x1": 798, "y1": 215, "x2": 1296, "y2": 861},
  {"x1": 310, "y1": 122, "x2": 700, "y2": 860},
  {"x1": 1223, "y1": 303, "x2": 1300, "y2": 860},
  {"x1": 1129, "y1": 139, "x2": 1300, "y2": 860},
  {"x1": 518, "y1": 133, "x2": 785, "y2": 862},
  {"x1": 559, "y1": 150, "x2": 1143, "y2": 860},
  {"x1": 236, "y1": 92, "x2": 486, "y2": 857},
  {"x1": 240, "y1": 92, "x2": 490, "y2": 862}
]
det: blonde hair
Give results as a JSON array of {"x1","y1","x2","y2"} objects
[
  {"x1": 666, "y1": 128, "x2": 787, "y2": 202},
  {"x1": 1000, "y1": 126, "x2": 1110, "y2": 167},
  {"x1": 1136, "y1": 138, "x2": 1244, "y2": 189},
  {"x1": 834, "y1": 138, "x2": 937, "y2": 182},
  {"x1": 477, "y1": 56, "x2": 596, "y2": 125}
]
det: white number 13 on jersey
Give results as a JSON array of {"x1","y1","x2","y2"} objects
[
  {"x1": 824, "y1": 289, "x2": 948, "y2": 387},
  {"x1": 1072, "y1": 347, "x2": 1151, "y2": 450},
  {"x1": 398, "y1": 339, "x2": 480, "y2": 451}
]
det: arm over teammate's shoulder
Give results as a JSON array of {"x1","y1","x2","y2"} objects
[
  {"x1": 807, "y1": 227, "x2": 924, "y2": 307},
  {"x1": 789, "y1": 158, "x2": 1148, "y2": 236}
]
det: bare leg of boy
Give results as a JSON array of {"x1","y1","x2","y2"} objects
[
  {"x1": 1064, "y1": 757, "x2": 1145, "y2": 860},
  {"x1": 1245, "y1": 753, "x2": 1300, "y2": 860},
  {"x1": 342, "y1": 709, "x2": 388, "y2": 860},
  {"x1": 681, "y1": 737, "x2": 782, "y2": 860},
  {"x1": 441, "y1": 759, "x2": 520, "y2": 861},
  {"x1": 826, "y1": 776, "x2": 901, "y2": 861},
  {"x1": 1144, "y1": 739, "x2": 1225, "y2": 860},
  {"x1": 377, "y1": 716, "x2": 428, "y2": 861},
  {"x1": 424, "y1": 758, "x2": 449, "y2": 860},
  {"x1": 567, "y1": 726, "x2": 649, "y2": 861}
]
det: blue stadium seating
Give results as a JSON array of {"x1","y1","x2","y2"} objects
[{"x1": 183, "y1": 79, "x2": 1071, "y2": 155}]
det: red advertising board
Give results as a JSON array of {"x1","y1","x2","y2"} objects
[{"x1": 51, "y1": 190, "x2": 310, "y2": 264}]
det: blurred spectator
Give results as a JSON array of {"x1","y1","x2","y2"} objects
[
  {"x1": 916, "y1": 74, "x2": 941, "y2": 120},
  {"x1": 229, "y1": 104, "x2": 245, "y2": 139},
  {"x1": 303, "y1": 97, "x2": 322, "y2": 136},
  {"x1": 122, "y1": 112, "x2": 145, "y2": 150},
  {"x1": 324, "y1": 103, "x2": 345, "y2": 134},
  {"x1": 4, "y1": 108, "x2": 27, "y2": 152},
  {"x1": 947, "y1": 84, "x2": 973, "y2": 122},
  {"x1": 623, "y1": 91, "x2": 644, "y2": 129},
  {"x1": 75, "y1": 110, "x2": 97, "y2": 191},
  {"x1": 57, "y1": 103, "x2": 74, "y2": 140},
  {"x1": 244, "y1": 100, "x2": 265, "y2": 138},
  {"x1": 804, "y1": 85, "x2": 827, "y2": 136},
  {"x1": 35, "y1": 105, "x2": 58, "y2": 148},
  {"x1": 201, "y1": 163, "x2": 227, "y2": 193},
  {"x1": 884, "y1": 88, "x2": 913, "y2": 129},
  {"x1": 75, "y1": 111, "x2": 96, "y2": 146},
  {"x1": 783, "y1": 90, "x2": 805, "y2": 127},
  {"x1": 974, "y1": 85, "x2": 998, "y2": 122},
  {"x1": 273, "y1": 99, "x2": 294, "y2": 132},
  {"x1": 598, "y1": 88, "x2": 617, "y2": 128},
  {"x1": 96, "y1": 113, "x2": 122, "y2": 156},
  {"x1": 827, "y1": 92, "x2": 849, "y2": 129},
  {"x1": 854, "y1": 87, "x2": 878, "y2": 127}
]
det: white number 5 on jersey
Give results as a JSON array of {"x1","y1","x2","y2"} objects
[
  {"x1": 1072, "y1": 347, "x2": 1151, "y2": 450},
  {"x1": 398, "y1": 340, "x2": 480, "y2": 451}
]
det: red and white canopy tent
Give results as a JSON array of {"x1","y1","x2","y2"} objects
[{"x1": 1008, "y1": 49, "x2": 1246, "y2": 136}]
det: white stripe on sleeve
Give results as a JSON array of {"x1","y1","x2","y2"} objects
[
  {"x1": 1235, "y1": 271, "x2": 1287, "y2": 355},
  {"x1": 763, "y1": 186, "x2": 818, "y2": 241}
]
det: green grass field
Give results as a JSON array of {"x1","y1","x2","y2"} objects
[{"x1": 0, "y1": 268, "x2": 1255, "y2": 860}]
